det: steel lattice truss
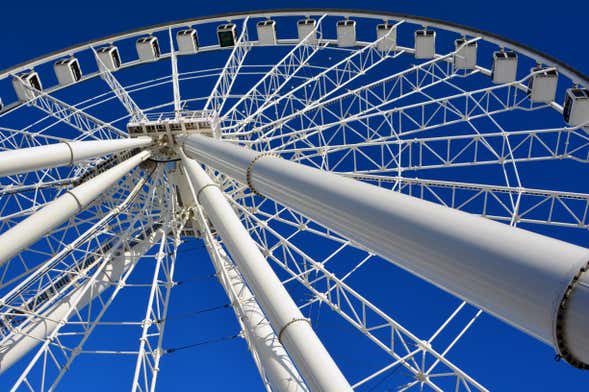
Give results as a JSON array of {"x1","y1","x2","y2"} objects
[{"x1": 0, "y1": 10, "x2": 587, "y2": 392}]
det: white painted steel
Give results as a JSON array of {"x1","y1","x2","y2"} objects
[
  {"x1": 0, "y1": 136, "x2": 152, "y2": 177},
  {"x1": 197, "y1": 216, "x2": 309, "y2": 392},
  {"x1": 1, "y1": 9, "x2": 588, "y2": 388},
  {"x1": 94, "y1": 46, "x2": 147, "y2": 122},
  {"x1": 184, "y1": 157, "x2": 308, "y2": 392},
  {"x1": 567, "y1": 272, "x2": 589, "y2": 364},
  {"x1": 0, "y1": 233, "x2": 159, "y2": 373},
  {"x1": 0, "y1": 150, "x2": 151, "y2": 265},
  {"x1": 1, "y1": 10, "x2": 587, "y2": 88},
  {"x1": 180, "y1": 153, "x2": 352, "y2": 392},
  {"x1": 131, "y1": 233, "x2": 176, "y2": 392},
  {"x1": 180, "y1": 134, "x2": 589, "y2": 365}
]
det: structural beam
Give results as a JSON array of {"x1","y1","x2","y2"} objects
[
  {"x1": 180, "y1": 134, "x2": 589, "y2": 369},
  {"x1": 0, "y1": 227, "x2": 161, "y2": 373},
  {"x1": 0, "y1": 136, "x2": 152, "y2": 177},
  {"x1": 0, "y1": 150, "x2": 151, "y2": 265},
  {"x1": 196, "y1": 211, "x2": 308, "y2": 392},
  {"x1": 179, "y1": 153, "x2": 352, "y2": 391},
  {"x1": 93, "y1": 47, "x2": 147, "y2": 122}
]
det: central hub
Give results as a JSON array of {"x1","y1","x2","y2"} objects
[{"x1": 127, "y1": 110, "x2": 220, "y2": 143}]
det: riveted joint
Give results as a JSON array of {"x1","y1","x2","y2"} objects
[
  {"x1": 61, "y1": 141, "x2": 75, "y2": 166},
  {"x1": 245, "y1": 153, "x2": 278, "y2": 197},
  {"x1": 277, "y1": 317, "x2": 311, "y2": 344},
  {"x1": 554, "y1": 260, "x2": 589, "y2": 370}
]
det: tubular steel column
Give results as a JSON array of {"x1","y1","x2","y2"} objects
[
  {"x1": 180, "y1": 153, "x2": 352, "y2": 392},
  {"x1": 180, "y1": 134, "x2": 589, "y2": 369},
  {"x1": 196, "y1": 212, "x2": 308, "y2": 392},
  {"x1": 0, "y1": 150, "x2": 151, "y2": 265},
  {"x1": 0, "y1": 136, "x2": 152, "y2": 177}
]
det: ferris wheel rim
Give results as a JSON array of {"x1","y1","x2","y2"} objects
[
  {"x1": 0, "y1": 8, "x2": 587, "y2": 87},
  {"x1": 0, "y1": 8, "x2": 588, "y2": 390}
]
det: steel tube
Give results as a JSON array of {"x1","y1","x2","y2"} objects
[
  {"x1": 180, "y1": 153, "x2": 352, "y2": 391},
  {"x1": 200, "y1": 228, "x2": 309, "y2": 392},
  {"x1": 180, "y1": 134, "x2": 589, "y2": 368},
  {"x1": 0, "y1": 150, "x2": 151, "y2": 265},
  {"x1": 0, "y1": 136, "x2": 152, "y2": 177},
  {"x1": 0, "y1": 232, "x2": 159, "y2": 373}
]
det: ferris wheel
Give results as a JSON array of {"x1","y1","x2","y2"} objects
[{"x1": 0, "y1": 8, "x2": 588, "y2": 391}]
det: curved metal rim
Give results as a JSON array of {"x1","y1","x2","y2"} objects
[{"x1": 1, "y1": 8, "x2": 587, "y2": 87}]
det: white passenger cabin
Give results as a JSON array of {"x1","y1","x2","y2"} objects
[
  {"x1": 257, "y1": 20, "x2": 277, "y2": 45},
  {"x1": 217, "y1": 24, "x2": 237, "y2": 47},
  {"x1": 136, "y1": 36, "x2": 160, "y2": 61},
  {"x1": 376, "y1": 23, "x2": 396, "y2": 52},
  {"x1": 336, "y1": 19, "x2": 356, "y2": 47},
  {"x1": 54, "y1": 58, "x2": 82, "y2": 85},
  {"x1": 527, "y1": 66, "x2": 558, "y2": 103},
  {"x1": 563, "y1": 88, "x2": 589, "y2": 127},
  {"x1": 454, "y1": 38, "x2": 478, "y2": 70},
  {"x1": 176, "y1": 29, "x2": 198, "y2": 54},
  {"x1": 297, "y1": 19, "x2": 317, "y2": 45},
  {"x1": 13, "y1": 71, "x2": 42, "y2": 101},
  {"x1": 96, "y1": 46, "x2": 121, "y2": 71},
  {"x1": 492, "y1": 50, "x2": 518, "y2": 84},
  {"x1": 415, "y1": 29, "x2": 435, "y2": 59}
]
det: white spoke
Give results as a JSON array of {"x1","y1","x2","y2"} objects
[
  {"x1": 168, "y1": 28, "x2": 182, "y2": 117},
  {"x1": 8, "y1": 222, "x2": 166, "y2": 390},
  {"x1": 0, "y1": 10, "x2": 587, "y2": 391},
  {"x1": 204, "y1": 17, "x2": 251, "y2": 114},
  {"x1": 221, "y1": 15, "x2": 328, "y2": 129},
  {"x1": 93, "y1": 47, "x2": 147, "y2": 122},
  {"x1": 131, "y1": 230, "x2": 180, "y2": 392},
  {"x1": 228, "y1": 38, "x2": 479, "y2": 141},
  {"x1": 270, "y1": 126, "x2": 589, "y2": 174},
  {"x1": 12, "y1": 78, "x2": 126, "y2": 140}
]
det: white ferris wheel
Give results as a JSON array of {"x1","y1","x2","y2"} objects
[{"x1": 0, "y1": 8, "x2": 588, "y2": 391}]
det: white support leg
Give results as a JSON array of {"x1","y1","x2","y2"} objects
[
  {"x1": 0, "y1": 150, "x2": 151, "y2": 265},
  {"x1": 180, "y1": 134, "x2": 589, "y2": 369},
  {"x1": 0, "y1": 136, "x2": 152, "y2": 177},
  {"x1": 179, "y1": 153, "x2": 352, "y2": 392},
  {"x1": 194, "y1": 205, "x2": 308, "y2": 392}
]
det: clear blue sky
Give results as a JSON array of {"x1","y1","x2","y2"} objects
[{"x1": 1, "y1": 0, "x2": 588, "y2": 391}]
